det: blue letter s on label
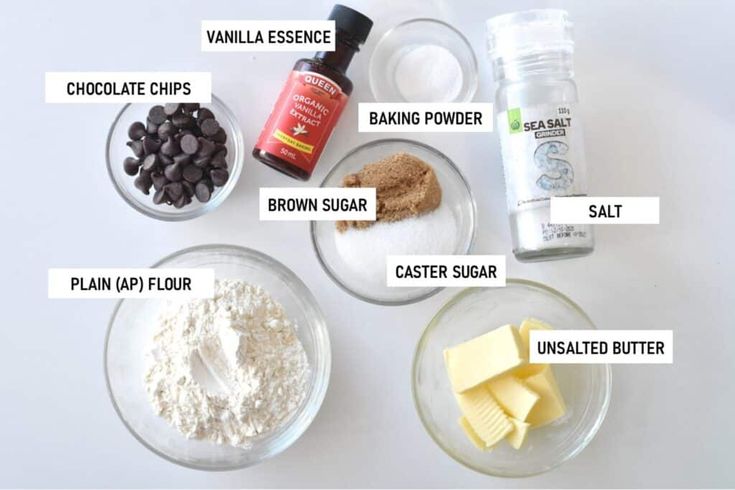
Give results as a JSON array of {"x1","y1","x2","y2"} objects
[{"x1": 534, "y1": 140, "x2": 573, "y2": 191}]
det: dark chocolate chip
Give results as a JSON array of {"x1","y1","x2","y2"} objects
[
  {"x1": 146, "y1": 119, "x2": 159, "y2": 135},
  {"x1": 210, "y1": 153, "x2": 227, "y2": 169},
  {"x1": 142, "y1": 153, "x2": 159, "y2": 171},
  {"x1": 157, "y1": 121, "x2": 177, "y2": 140},
  {"x1": 173, "y1": 153, "x2": 191, "y2": 166},
  {"x1": 164, "y1": 162, "x2": 183, "y2": 182},
  {"x1": 152, "y1": 172, "x2": 168, "y2": 191},
  {"x1": 152, "y1": 188, "x2": 167, "y2": 205},
  {"x1": 180, "y1": 134, "x2": 199, "y2": 155},
  {"x1": 175, "y1": 129, "x2": 193, "y2": 142},
  {"x1": 128, "y1": 122, "x2": 147, "y2": 141},
  {"x1": 182, "y1": 103, "x2": 200, "y2": 113},
  {"x1": 196, "y1": 107, "x2": 214, "y2": 121},
  {"x1": 143, "y1": 137, "x2": 161, "y2": 155},
  {"x1": 195, "y1": 181, "x2": 211, "y2": 202},
  {"x1": 200, "y1": 118, "x2": 220, "y2": 137},
  {"x1": 161, "y1": 137, "x2": 180, "y2": 156},
  {"x1": 165, "y1": 182, "x2": 183, "y2": 200},
  {"x1": 172, "y1": 113, "x2": 192, "y2": 129},
  {"x1": 134, "y1": 172, "x2": 152, "y2": 195},
  {"x1": 181, "y1": 181, "x2": 195, "y2": 197},
  {"x1": 182, "y1": 164, "x2": 203, "y2": 183},
  {"x1": 127, "y1": 140, "x2": 145, "y2": 158},
  {"x1": 163, "y1": 103, "x2": 181, "y2": 116},
  {"x1": 148, "y1": 105, "x2": 167, "y2": 124},
  {"x1": 123, "y1": 157, "x2": 140, "y2": 176},
  {"x1": 212, "y1": 127, "x2": 227, "y2": 143},
  {"x1": 196, "y1": 137, "x2": 215, "y2": 157},
  {"x1": 193, "y1": 154, "x2": 211, "y2": 167},
  {"x1": 214, "y1": 144, "x2": 228, "y2": 157},
  {"x1": 158, "y1": 152, "x2": 173, "y2": 165},
  {"x1": 210, "y1": 168, "x2": 229, "y2": 186}
]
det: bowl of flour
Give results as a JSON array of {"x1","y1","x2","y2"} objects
[{"x1": 105, "y1": 244, "x2": 330, "y2": 470}]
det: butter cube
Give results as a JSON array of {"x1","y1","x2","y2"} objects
[
  {"x1": 444, "y1": 324, "x2": 527, "y2": 393},
  {"x1": 514, "y1": 318, "x2": 553, "y2": 378},
  {"x1": 506, "y1": 418, "x2": 531, "y2": 450},
  {"x1": 455, "y1": 385, "x2": 513, "y2": 448},
  {"x1": 486, "y1": 374, "x2": 540, "y2": 422},
  {"x1": 525, "y1": 366, "x2": 566, "y2": 427},
  {"x1": 458, "y1": 417, "x2": 488, "y2": 450}
]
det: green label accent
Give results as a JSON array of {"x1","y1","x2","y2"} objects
[{"x1": 507, "y1": 107, "x2": 522, "y2": 134}]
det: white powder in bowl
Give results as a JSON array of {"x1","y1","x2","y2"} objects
[
  {"x1": 144, "y1": 279, "x2": 310, "y2": 447},
  {"x1": 334, "y1": 204, "x2": 458, "y2": 290},
  {"x1": 393, "y1": 44, "x2": 463, "y2": 102}
]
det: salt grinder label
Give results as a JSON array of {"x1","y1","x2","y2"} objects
[
  {"x1": 386, "y1": 255, "x2": 506, "y2": 288},
  {"x1": 259, "y1": 187, "x2": 376, "y2": 221},
  {"x1": 255, "y1": 71, "x2": 348, "y2": 172},
  {"x1": 47, "y1": 268, "x2": 215, "y2": 299}
]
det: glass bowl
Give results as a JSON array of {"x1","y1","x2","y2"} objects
[
  {"x1": 106, "y1": 95, "x2": 244, "y2": 221},
  {"x1": 369, "y1": 18, "x2": 479, "y2": 102},
  {"x1": 104, "y1": 244, "x2": 330, "y2": 470},
  {"x1": 412, "y1": 279, "x2": 611, "y2": 477},
  {"x1": 311, "y1": 139, "x2": 476, "y2": 305}
]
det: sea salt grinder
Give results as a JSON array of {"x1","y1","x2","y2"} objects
[
  {"x1": 253, "y1": 5, "x2": 373, "y2": 181},
  {"x1": 486, "y1": 10, "x2": 594, "y2": 262}
]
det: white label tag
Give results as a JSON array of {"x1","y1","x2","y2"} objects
[
  {"x1": 48, "y1": 268, "x2": 215, "y2": 299},
  {"x1": 201, "y1": 20, "x2": 335, "y2": 52},
  {"x1": 550, "y1": 196, "x2": 660, "y2": 224},
  {"x1": 386, "y1": 255, "x2": 506, "y2": 287},
  {"x1": 358, "y1": 103, "x2": 494, "y2": 133},
  {"x1": 529, "y1": 330, "x2": 673, "y2": 364},
  {"x1": 259, "y1": 187, "x2": 376, "y2": 221},
  {"x1": 44, "y1": 72, "x2": 212, "y2": 103}
]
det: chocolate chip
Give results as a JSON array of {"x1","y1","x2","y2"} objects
[
  {"x1": 128, "y1": 122, "x2": 147, "y2": 140},
  {"x1": 152, "y1": 188, "x2": 167, "y2": 205},
  {"x1": 212, "y1": 127, "x2": 227, "y2": 143},
  {"x1": 134, "y1": 172, "x2": 152, "y2": 195},
  {"x1": 165, "y1": 182, "x2": 183, "y2": 200},
  {"x1": 163, "y1": 103, "x2": 181, "y2": 116},
  {"x1": 143, "y1": 137, "x2": 161, "y2": 155},
  {"x1": 173, "y1": 153, "x2": 191, "y2": 166},
  {"x1": 182, "y1": 103, "x2": 200, "y2": 113},
  {"x1": 127, "y1": 140, "x2": 145, "y2": 158},
  {"x1": 164, "y1": 162, "x2": 183, "y2": 182},
  {"x1": 157, "y1": 121, "x2": 177, "y2": 140},
  {"x1": 197, "y1": 137, "x2": 216, "y2": 157},
  {"x1": 181, "y1": 180, "x2": 195, "y2": 197},
  {"x1": 158, "y1": 153, "x2": 173, "y2": 166},
  {"x1": 142, "y1": 153, "x2": 159, "y2": 171},
  {"x1": 146, "y1": 119, "x2": 159, "y2": 135},
  {"x1": 193, "y1": 154, "x2": 211, "y2": 167},
  {"x1": 182, "y1": 164, "x2": 203, "y2": 183},
  {"x1": 148, "y1": 105, "x2": 167, "y2": 124},
  {"x1": 196, "y1": 107, "x2": 214, "y2": 121},
  {"x1": 210, "y1": 168, "x2": 229, "y2": 186},
  {"x1": 180, "y1": 134, "x2": 199, "y2": 155},
  {"x1": 152, "y1": 172, "x2": 168, "y2": 191},
  {"x1": 210, "y1": 153, "x2": 227, "y2": 169},
  {"x1": 172, "y1": 113, "x2": 192, "y2": 129},
  {"x1": 161, "y1": 137, "x2": 180, "y2": 156},
  {"x1": 214, "y1": 144, "x2": 228, "y2": 157},
  {"x1": 195, "y1": 181, "x2": 211, "y2": 202},
  {"x1": 200, "y1": 118, "x2": 220, "y2": 137},
  {"x1": 123, "y1": 157, "x2": 140, "y2": 176}
]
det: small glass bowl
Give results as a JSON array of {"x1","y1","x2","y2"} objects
[
  {"x1": 412, "y1": 279, "x2": 611, "y2": 477},
  {"x1": 105, "y1": 245, "x2": 330, "y2": 470},
  {"x1": 106, "y1": 95, "x2": 244, "y2": 221},
  {"x1": 311, "y1": 139, "x2": 476, "y2": 305},
  {"x1": 369, "y1": 18, "x2": 479, "y2": 102}
]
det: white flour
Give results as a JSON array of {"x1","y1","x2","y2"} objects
[{"x1": 144, "y1": 279, "x2": 310, "y2": 447}]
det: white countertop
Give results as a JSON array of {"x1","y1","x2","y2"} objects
[{"x1": 1, "y1": 0, "x2": 733, "y2": 487}]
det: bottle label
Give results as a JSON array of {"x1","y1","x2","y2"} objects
[
  {"x1": 255, "y1": 70, "x2": 348, "y2": 173},
  {"x1": 497, "y1": 103, "x2": 588, "y2": 212}
]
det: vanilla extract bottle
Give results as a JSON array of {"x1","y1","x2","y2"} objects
[{"x1": 253, "y1": 4, "x2": 373, "y2": 180}]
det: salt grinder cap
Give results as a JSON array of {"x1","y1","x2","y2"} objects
[{"x1": 329, "y1": 4, "x2": 373, "y2": 45}]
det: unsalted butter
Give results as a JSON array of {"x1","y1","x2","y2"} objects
[
  {"x1": 458, "y1": 416, "x2": 487, "y2": 450},
  {"x1": 514, "y1": 317, "x2": 553, "y2": 378},
  {"x1": 486, "y1": 374, "x2": 539, "y2": 422},
  {"x1": 506, "y1": 418, "x2": 531, "y2": 450},
  {"x1": 525, "y1": 366, "x2": 567, "y2": 427},
  {"x1": 444, "y1": 324, "x2": 527, "y2": 393},
  {"x1": 455, "y1": 385, "x2": 513, "y2": 448}
]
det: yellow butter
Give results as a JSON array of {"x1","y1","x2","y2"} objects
[
  {"x1": 458, "y1": 417, "x2": 488, "y2": 450},
  {"x1": 444, "y1": 324, "x2": 527, "y2": 393},
  {"x1": 525, "y1": 366, "x2": 566, "y2": 427},
  {"x1": 486, "y1": 374, "x2": 540, "y2": 422},
  {"x1": 514, "y1": 317, "x2": 553, "y2": 378},
  {"x1": 455, "y1": 385, "x2": 513, "y2": 448},
  {"x1": 506, "y1": 417, "x2": 531, "y2": 450}
]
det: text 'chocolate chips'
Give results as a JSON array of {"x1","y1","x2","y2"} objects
[{"x1": 124, "y1": 102, "x2": 230, "y2": 208}]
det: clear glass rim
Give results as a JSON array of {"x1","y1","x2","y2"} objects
[
  {"x1": 105, "y1": 94, "x2": 244, "y2": 222},
  {"x1": 310, "y1": 138, "x2": 477, "y2": 306},
  {"x1": 369, "y1": 17, "x2": 479, "y2": 103},
  {"x1": 103, "y1": 244, "x2": 332, "y2": 471},
  {"x1": 411, "y1": 279, "x2": 612, "y2": 478}
]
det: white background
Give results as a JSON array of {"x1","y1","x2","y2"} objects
[{"x1": 1, "y1": 0, "x2": 733, "y2": 487}]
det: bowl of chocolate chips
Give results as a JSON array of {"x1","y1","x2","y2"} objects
[{"x1": 106, "y1": 95, "x2": 243, "y2": 220}]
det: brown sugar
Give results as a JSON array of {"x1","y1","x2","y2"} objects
[{"x1": 336, "y1": 152, "x2": 442, "y2": 232}]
